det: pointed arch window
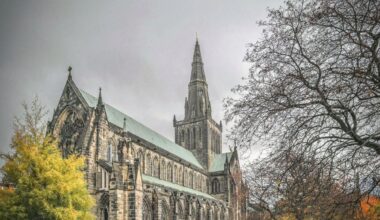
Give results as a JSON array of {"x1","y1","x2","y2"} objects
[
  {"x1": 212, "y1": 178, "x2": 220, "y2": 193},
  {"x1": 107, "y1": 143, "x2": 112, "y2": 162},
  {"x1": 187, "y1": 129, "x2": 191, "y2": 149},
  {"x1": 179, "y1": 166, "x2": 183, "y2": 185},
  {"x1": 174, "y1": 165, "x2": 178, "y2": 183},
  {"x1": 114, "y1": 144, "x2": 119, "y2": 162},
  {"x1": 145, "y1": 153, "x2": 152, "y2": 175},
  {"x1": 167, "y1": 163, "x2": 172, "y2": 181},
  {"x1": 184, "y1": 170, "x2": 188, "y2": 186},
  {"x1": 161, "y1": 160, "x2": 166, "y2": 180},
  {"x1": 153, "y1": 157, "x2": 159, "y2": 177},
  {"x1": 189, "y1": 172, "x2": 193, "y2": 188}
]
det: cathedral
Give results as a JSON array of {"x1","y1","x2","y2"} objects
[{"x1": 47, "y1": 39, "x2": 252, "y2": 220}]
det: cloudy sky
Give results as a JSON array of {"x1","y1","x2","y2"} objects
[{"x1": 0, "y1": 0, "x2": 283, "y2": 163}]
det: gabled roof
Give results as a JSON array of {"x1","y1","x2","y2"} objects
[
  {"x1": 79, "y1": 89, "x2": 204, "y2": 169},
  {"x1": 142, "y1": 174, "x2": 215, "y2": 200},
  {"x1": 209, "y1": 152, "x2": 233, "y2": 172}
]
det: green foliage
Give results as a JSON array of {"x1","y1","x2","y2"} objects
[{"x1": 0, "y1": 97, "x2": 94, "y2": 220}]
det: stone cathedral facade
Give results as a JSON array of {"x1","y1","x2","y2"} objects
[{"x1": 47, "y1": 40, "x2": 251, "y2": 220}]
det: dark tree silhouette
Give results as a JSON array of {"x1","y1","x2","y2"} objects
[{"x1": 226, "y1": 0, "x2": 380, "y2": 218}]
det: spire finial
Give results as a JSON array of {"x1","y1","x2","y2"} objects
[
  {"x1": 68, "y1": 66, "x2": 72, "y2": 80},
  {"x1": 97, "y1": 87, "x2": 103, "y2": 107},
  {"x1": 196, "y1": 32, "x2": 198, "y2": 42}
]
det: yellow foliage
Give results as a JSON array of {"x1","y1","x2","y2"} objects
[{"x1": 0, "y1": 130, "x2": 94, "y2": 220}]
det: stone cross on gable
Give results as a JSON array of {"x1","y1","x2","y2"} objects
[{"x1": 68, "y1": 66, "x2": 72, "y2": 80}]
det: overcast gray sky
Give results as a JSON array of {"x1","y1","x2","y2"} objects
[{"x1": 0, "y1": 0, "x2": 283, "y2": 162}]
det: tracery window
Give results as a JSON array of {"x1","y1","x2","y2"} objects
[
  {"x1": 212, "y1": 179, "x2": 220, "y2": 193},
  {"x1": 57, "y1": 109, "x2": 84, "y2": 157}
]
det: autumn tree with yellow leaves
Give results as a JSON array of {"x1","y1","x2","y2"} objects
[{"x1": 0, "y1": 97, "x2": 94, "y2": 220}]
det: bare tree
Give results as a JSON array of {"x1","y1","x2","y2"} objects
[
  {"x1": 244, "y1": 144, "x2": 366, "y2": 220},
  {"x1": 13, "y1": 96, "x2": 48, "y2": 138},
  {"x1": 226, "y1": 0, "x2": 380, "y2": 155},
  {"x1": 225, "y1": 0, "x2": 380, "y2": 218}
]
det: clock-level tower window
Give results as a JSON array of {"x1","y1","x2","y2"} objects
[{"x1": 212, "y1": 178, "x2": 220, "y2": 193}]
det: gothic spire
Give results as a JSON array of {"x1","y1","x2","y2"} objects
[
  {"x1": 190, "y1": 38, "x2": 206, "y2": 82},
  {"x1": 184, "y1": 38, "x2": 212, "y2": 119}
]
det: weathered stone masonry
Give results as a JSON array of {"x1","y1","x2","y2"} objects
[{"x1": 47, "y1": 39, "x2": 251, "y2": 220}]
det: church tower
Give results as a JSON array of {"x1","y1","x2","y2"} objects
[{"x1": 174, "y1": 39, "x2": 222, "y2": 170}]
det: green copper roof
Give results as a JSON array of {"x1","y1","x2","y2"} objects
[
  {"x1": 209, "y1": 152, "x2": 233, "y2": 172},
  {"x1": 142, "y1": 174, "x2": 215, "y2": 200},
  {"x1": 79, "y1": 89, "x2": 203, "y2": 169}
]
